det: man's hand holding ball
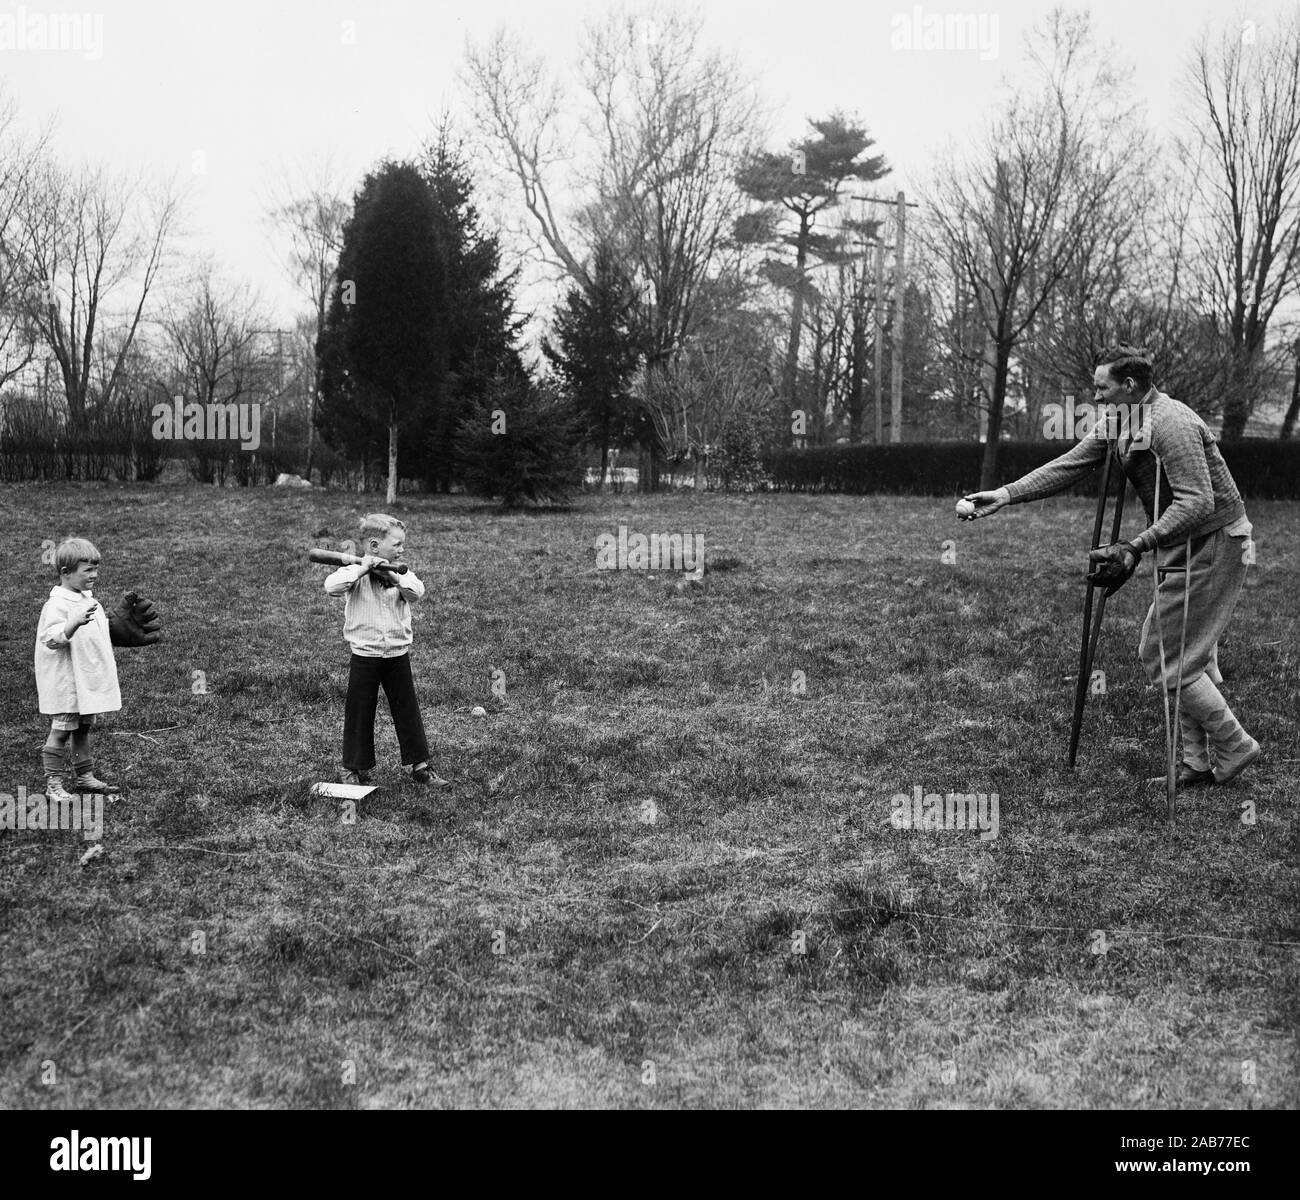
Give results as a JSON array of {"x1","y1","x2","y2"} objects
[{"x1": 956, "y1": 488, "x2": 1009, "y2": 521}]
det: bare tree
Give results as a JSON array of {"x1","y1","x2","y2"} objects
[
  {"x1": 17, "y1": 155, "x2": 180, "y2": 427},
  {"x1": 461, "y1": 27, "x2": 593, "y2": 291},
  {"x1": 923, "y1": 10, "x2": 1147, "y2": 487},
  {"x1": 161, "y1": 262, "x2": 267, "y2": 409},
  {"x1": 577, "y1": 8, "x2": 760, "y2": 363},
  {"x1": 1181, "y1": 11, "x2": 1300, "y2": 439},
  {"x1": 464, "y1": 6, "x2": 762, "y2": 492},
  {"x1": 642, "y1": 338, "x2": 772, "y2": 488},
  {"x1": 1023, "y1": 156, "x2": 1247, "y2": 424},
  {"x1": 464, "y1": 4, "x2": 760, "y2": 354},
  {"x1": 264, "y1": 157, "x2": 349, "y2": 479},
  {"x1": 0, "y1": 88, "x2": 52, "y2": 393},
  {"x1": 159, "y1": 262, "x2": 282, "y2": 484}
]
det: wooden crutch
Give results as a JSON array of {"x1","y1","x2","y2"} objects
[
  {"x1": 1149, "y1": 456, "x2": 1192, "y2": 824},
  {"x1": 1068, "y1": 448, "x2": 1127, "y2": 768}
]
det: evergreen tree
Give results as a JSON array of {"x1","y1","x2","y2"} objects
[
  {"x1": 543, "y1": 243, "x2": 640, "y2": 492},
  {"x1": 456, "y1": 377, "x2": 583, "y2": 508},
  {"x1": 736, "y1": 114, "x2": 890, "y2": 412},
  {"x1": 417, "y1": 124, "x2": 527, "y2": 492},
  {"x1": 317, "y1": 160, "x2": 449, "y2": 501}
]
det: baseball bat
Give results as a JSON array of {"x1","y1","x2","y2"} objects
[{"x1": 308, "y1": 549, "x2": 408, "y2": 575}]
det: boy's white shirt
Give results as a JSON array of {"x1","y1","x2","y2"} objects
[
  {"x1": 323, "y1": 564, "x2": 426, "y2": 657},
  {"x1": 35, "y1": 585, "x2": 122, "y2": 715}
]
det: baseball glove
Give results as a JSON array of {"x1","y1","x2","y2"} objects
[
  {"x1": 108, "y1": 591, "x2": 162, "y2": 647},
  {"x1": 1086, "y1": 542, "x2": 1141, "y2": 593}
]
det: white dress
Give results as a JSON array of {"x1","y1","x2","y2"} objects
[{"x1": 35, "y1": 586, "x2": 122, "y2": 715}]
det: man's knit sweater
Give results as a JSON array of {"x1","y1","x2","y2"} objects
[{"x1": 1003, "y1": 390, "x2": 1246, "y2": 553}]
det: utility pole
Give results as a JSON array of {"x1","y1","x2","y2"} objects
[
  {"x1": 980, "y1": 161, "x2": 1007, "y2": 445},
  {"x1": 874, "y1": 240, "x2": 885, "y2": 443},
  {"x1": 850, "y1": 262, "x2": 867, "y2": 443},
  {"x1": 851, "y1": 191, "x2": 919, "y2": 444},
  {"x1": 843, "y1": 230, "x2": 882, "y2": 444},
  {"x1": 890, "y1": 190, "x2": 906, "y2": 443},
  {"x1": 953, "y1": 269, "x2": 966, "y2": 438},
  {"x1": 642, "y1": 283, "x2": 656, "y2": 493}
]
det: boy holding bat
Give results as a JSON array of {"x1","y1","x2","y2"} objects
[{"x1": 323, "y1": 514, "x2": 447, "y2": 789}]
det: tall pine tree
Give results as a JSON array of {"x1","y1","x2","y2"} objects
[
  {"x1": 543, "y1": 243, "x2": 640, "y2": 492},
  {"x1": 317, "y1": 160, "x2": 449, "y2": 501},
  {"x1": 736, "y1": 114, "x2": 890, "y2": 413},
  {"x1": 417, "y1": 124, "x2": 527, "y2": 492}
]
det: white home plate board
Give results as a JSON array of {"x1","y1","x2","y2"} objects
[{"x1": 310, "y1": 782, "x2": 378, "y2": 800}]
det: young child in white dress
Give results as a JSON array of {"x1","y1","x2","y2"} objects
[{"x1": 35, "y1": 538, "x2": 122, "y2": 803}]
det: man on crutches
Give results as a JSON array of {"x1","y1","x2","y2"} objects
[{"x1": 961, "y1": 346, "x2": 1260, "y2": 797}]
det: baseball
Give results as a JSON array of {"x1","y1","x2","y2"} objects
[
  {"x1": 955, "y1": 498, "x2": 977, "y2": 519},
  {"x1": 471, "y1": 705, "x2": 487, "y2": 718}
]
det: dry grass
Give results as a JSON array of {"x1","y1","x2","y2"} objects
[{"x1": 0, "y1": 482, "x2": 1296, "y2": 1108}]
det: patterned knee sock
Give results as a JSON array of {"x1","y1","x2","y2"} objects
[
  {"x1": 1177, "y1": 708, "x2": 1211, "y2": 772},
  {"x1": 1180, "y1": 676, "x2": 1258, "y2": 779}
]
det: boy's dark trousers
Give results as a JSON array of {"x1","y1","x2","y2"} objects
[{"x1": 342, "y1": 652, "x2": 430, "y2": 770}]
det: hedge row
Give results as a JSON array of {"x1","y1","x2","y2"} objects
[
  {"x1": 764, "y1": 439, "x2": 1300, "y2": 500},
  {"x1": 0, "y1": 434, "x2": 304, "y2": 486},
  {"x1": 0, "y1": 433, "x2": 166, "y2": 483}
]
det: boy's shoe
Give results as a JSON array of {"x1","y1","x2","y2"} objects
[
  {"x1": 339, "y1": 769, "x2": 373, "y2": 786},
  {"x1": 73, "y1": 772, "x2": 120, "y2": 794},
  {"x1": 411, "y1": 764, "x2": 449, "y2": 788},
  {"x1": 45, "y1": 777, "x2": 80, "y2": 805}
]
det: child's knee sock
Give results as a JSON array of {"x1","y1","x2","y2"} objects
[
  {"x1": 42, "y1": 732, "x2": 70, "y2": 778},
  {"x1": 71, "y1": 722, "x2": 93, "y2": 778}
]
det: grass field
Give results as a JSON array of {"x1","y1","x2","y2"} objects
[{"x1": 1, "y1": 482, "x2": 1296, "y2": 1109}]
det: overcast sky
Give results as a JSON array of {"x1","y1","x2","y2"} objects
[{"x1": 2, "y1": 0, "x2": 1293, "y2": 332}]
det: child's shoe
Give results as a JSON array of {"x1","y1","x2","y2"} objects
[
  {"x1": 45, "y1": 777, "x2": 80, "y2": 805},
  {"x1": 411, "y1": 763, "x2": 449, "y2": 788},
  {"x1": 73, "y1": 770, "x2": 119, "y2": 794}
]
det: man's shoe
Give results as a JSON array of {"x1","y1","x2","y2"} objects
[
  {"x1": 73, "y1": 772, "x2": 120, "y2": 794},
  {"x1": 1213, "y1": 738, "x2": 1261, "y2": 785},
  {"x1": 339, "y1": 769, "x2": 372, "y2": 786},
  {"x1": 411, "y1": 765, "x2": 449, "y2": 788},
  {"x1": 1146, "y1": 763, "x2": 1215, "y2": 789},
  {"x1": 1176, "y1": 762, "x2": 1215, "y2": 788},
  {"x1": 1181, "y1": 678, "x2": 1259, "y2": 785}
]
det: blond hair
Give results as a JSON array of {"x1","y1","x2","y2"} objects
[
  {"x1": 359, "y1": 513, "x2": 405, "y2": 544},
  {"x1": 55, "y1": 537, "x2": 100, "y2": 576}
]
